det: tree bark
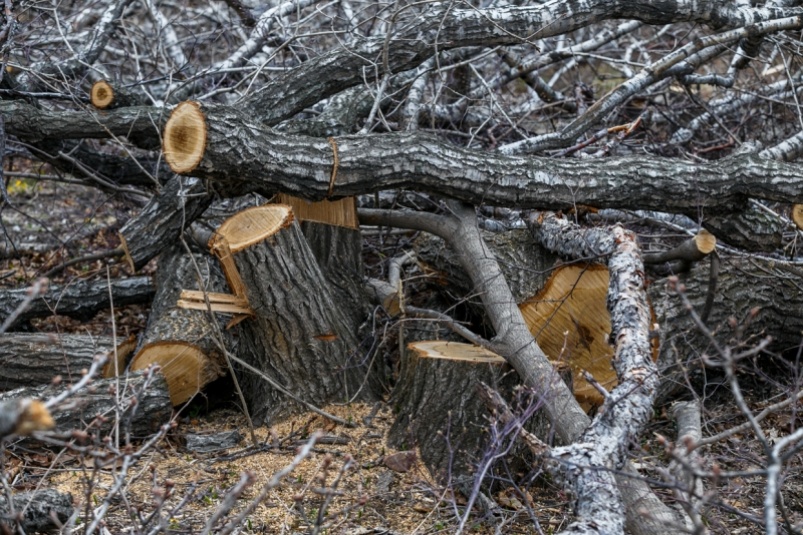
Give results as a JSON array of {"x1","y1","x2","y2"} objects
[
  {"x1": 0, "y1": 490, "x2": 73, "y2": 533},
  {"x1": 119, "y1": 176, "x2": 213, "y2": 271},
  {"x1": 0, "y1": 333, "x2": 133, "y2": 390},
  {"x1": 210, "y1": 204, "x2": 378, "y2": 423},
  {"x1": 130, "y1": 243, "x2": 231, "y2": 405},
  {"x1": 0, "y1": 276, "x2": 155, "y2": 330},
  {"x1": 0, "y1": 371, "x2": 171, "y2": 439},
  {"x1": 161, "y1": 101, "x2": 803, "y2": 213}
]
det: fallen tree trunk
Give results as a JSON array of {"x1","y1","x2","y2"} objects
[
  {"x1": 209, "y1": 204, "x2": 378, "y2": 423},
  {"x1": 0, "y1": 489, "x2": 73, "y2": 533},
  {"x1": 0, "y1": 371, "x2": 172, "y2": 440},
  {"x1": 119, "y1": 175, "x2": 213, "y2": 271},
  {"x1": 0, "y1": 333, "x2": 135, "y2": 390},
  {"x1": 159, "y1": 100, "x2": 803, "y2": 212},
  {"x1": 0, "y1": 276, "x2": 155, "y2": 330},
  {"x1": 130, "y1": 243, "x2": 231, "y2": 405}
]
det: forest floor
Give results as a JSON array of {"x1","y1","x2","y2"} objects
[{"x1": 1, "y1": 179, "x2": 801, "y2": 534}]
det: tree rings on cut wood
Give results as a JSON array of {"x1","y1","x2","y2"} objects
[
  {"x1": 129, "y1": 244, "x2": 230, "y2": 405},
  {"x1": 89, "y1": 80, "x2": 142, "y2": 109},
  {"x1": 90, "y1": 80, "x2": 115, "y2": 109},
  {"x1": 519, "y1": 264, "x2": 614, "y2": 409},
  {"x1": 131, "y1": 341, "x2": 223, "y2": 405},
  {"x1": 163, "y1": 101, "x2": 207, "y2": 174}
]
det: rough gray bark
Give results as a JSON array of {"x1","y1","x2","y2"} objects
[
  {"x1": 218, "y1": 209, "x2": 377, "y2": 424},
  {"x1": 0, "y1": 490, "x2": 73, "y2": 533},
  {"x1": 241, "y1": 0, "x2": 802, "y2": 125},
  {"x1": 298, "y1": 220, "x2": 370, "y2": 338},
  {"x1": 131, "y1": 242, "x2": 231, "y2": 405},
  {"x1": 0, "y1": 276, "x2": 155, "y2": 330},
  {"x1": 0, "y1": 371, "x2": 171, "y2": 439},
  {"x1": 0, "y1": 100, "x2": 165, "y2": 144},
  {"x1": 119, "y1": 176, "x2": 213, "y2": 271},
  {"x1": 0, "y1": 333, "x2": 120, "y2": 391},
  {"x1": 652, "y1": 253, "x2": 803, "y2": 400},
  {"x1": 167, "y1": 103, "x2": 803, "y2": 213},
  {"x1": 529, "y1": 213, "x2": 660, "y2": 535}
]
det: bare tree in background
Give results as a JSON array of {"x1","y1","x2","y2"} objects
[{"x1": 1, "y1": 0, "x2": 803, "y2": 533}]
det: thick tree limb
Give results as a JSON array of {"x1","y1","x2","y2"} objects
[{"x1": 162, "y1": 102, "x2": 803, "y2": 213}]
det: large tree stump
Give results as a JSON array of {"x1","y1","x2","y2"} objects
[
  {"x1": 0, "y1": 333, "x2": 135, "y2": 391},
  {"x1": 130, "y1": 243, "x2": 232, "y2": 405},
  {"x1": 210, "y1": 204, "x2": 378, "y2": 423}
]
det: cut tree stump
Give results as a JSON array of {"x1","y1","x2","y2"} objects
[
  {"x1": 388, "y1": 319, "x2": 553, "y2": 483},
  {"x1": 209, "y1": 204, "x2": 378, "y2": 423},
  {"x1": 0, "y1": 333, "x2": 135, "y2": 391},
  {"x1": 0, "y1": 371, "x2": 171, "y2": 440},
  {"x1": 130, "y1": 243, "x2": 233, "y2": 405}
]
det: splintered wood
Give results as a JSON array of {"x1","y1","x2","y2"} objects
[{"x1": 408, "y1": 341, "x2": 507, "y2": 364}]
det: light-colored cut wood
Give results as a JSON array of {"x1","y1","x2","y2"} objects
[
  {"x1": 130, "y1": 341, "x2": 223, "y2": 405},
  {"x1": 408, "y1": 341, "x2": 506, "y2": 364},
  {"x1": 177, "y1": 290, "x2": 252, "y2": 315},
  {"x1": 211, "y1": 204, "x2": 294, "y2": 254},
  {"x1": 519, "y1": 264, "x2": 613, "y2": 408},
  {"x1": 103, "y1": 335, "x2": 137, "y2": 378},
  {"x1": 793, "y1": 204, "x2": 803, "y2": 231},
  {"x1": 693, "y1": 229, "x2": 716, "y2": 255},
  {"x1": 90, "y1": 80, "x2": 114, "y2": 109},
  {"x1": 276, "y1": 194, "x2": 358, "y2": 229},
  {"x1": 163, "y1": 101, "x2": 207, "y2": 174}
]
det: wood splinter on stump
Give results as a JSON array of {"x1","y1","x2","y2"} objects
[{"x1": 209, "y1": 204, "x2": 377, "y2": 424}]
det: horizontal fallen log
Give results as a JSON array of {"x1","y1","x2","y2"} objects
[
  {"x1": 0, "y1": 276, "x2": 155, "y2": 330},
  {"x1": 0, "y1": 333, "x2": 134, "y2": 390},
  {"x1": 161, "y1": 101, "x2": 803, "y2": 213},
  {"x1": 0, "y1": 371, "x2": 172, "y2": 440},
  {"x1": 0, "y1": 489, "x2": 73, "y2": 533}
]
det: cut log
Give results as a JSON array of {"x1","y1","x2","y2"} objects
[
  {"x1": 0, "y1": 333, "x2": 135, "y2": 391},
  {"x1": 0, "y1": 490, "x2": 73, "y2": 533},
  {"x1": 90, "y1": 80, "x2": 144, "y2": 109},
  {"x1": 209, "y1": 204, "x2": 378, "y2": 423},
  {"x1": 0, "y1": 371, "x2": 172, "y2": 439},
  {"x1": 793, "y1": 204, "x2": 803, "y2": 231},
  {"x1": 0, "y1": 276, "x2": 155, "y2": 330},
  {"x1": 519, "y1": 264, "x2": 614, "y2": 409},
  {"x1": 119, "y1": 175, "x2": 213, "y2": 271},
  {"x1": 130, "y1": 243, "x2": 231, "y2": 405}
]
